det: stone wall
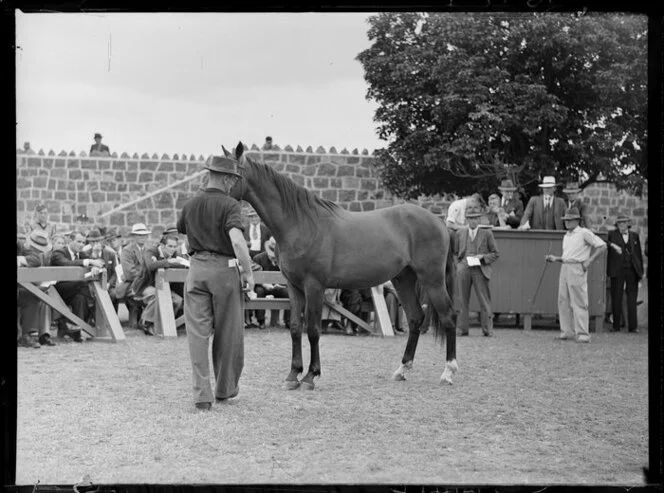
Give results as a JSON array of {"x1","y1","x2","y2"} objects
[{"x1": 16, "y1": 145, "x2": 648, "y2": 247}]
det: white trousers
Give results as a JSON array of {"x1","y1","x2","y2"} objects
[{"x1": 557, "y1": 263, "x2": 589, "y2": 337}]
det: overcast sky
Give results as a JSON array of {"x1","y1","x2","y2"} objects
[{"x1": 15, "y1": 12, "x2": 383, "y2": 157}]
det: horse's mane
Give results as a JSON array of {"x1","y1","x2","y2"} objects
[{"x1": 247, "y1": 157, "x2": 343, "y2": 222}]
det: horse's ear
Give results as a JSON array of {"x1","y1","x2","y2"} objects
[
  {"x1": 221, "y1": 145, "x2": 231, "y2": 157},
  {"x1": 235, "y1": 141, "x2": 245, "y2": 160}
]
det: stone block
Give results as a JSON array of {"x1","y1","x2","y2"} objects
[
  {"x1": 129, "y1": 184, "x2": 143, "y2": 192},
  {"x1": 175, "y1": 162, "x2": 187, "y2": 173},
  {"x1": 338, "y1": 190, "x2": 356, "y2": 202},
  {"x1": 342, "y1": 177, "x2": 360, "y2": 189},
  {"x1": 272, "y1": 163, "x2": 285, "y2": 172},
  {"x1": 155, "y1": 192, "x2": 174, "y2": 208},
  {"x1": 347, "y1": 157, "x2": 360, "y2": 165},
  {"x1": 16, "y1": 177, "x2": 30, "y2": 189},
  {"x1": 54, "y1": 191, "x2": 67, "y2": 201},
  {"x1": 47, "y1": 179, "x2": 57, "y2": 190},
  {"x1": 86, "y1": 181, "x2": 99, "y2": 191},
  {"x1": 109, "y1": 214, "x2": 125, "y2": 226},
  {"x1": 331, "y1": 178, "x2": 342, "y2": 188},
  {"x1": 349, "y1": 202, "x2": 362, "y2": 212},
  {"x1": 306, "y1": 178, "x2": 312, "y2": 188},
  {"x1": 175, "y1": 194, "x2": 189, "y2": 209},
  {"x1": 77, "y1": 182, "x2": 85, "y2": 191},
  {"x1": 91, "y1": 191, "x2": 105, "y2": 202},
  {"x1": 139, "y1": 171, "x2": 154, "y2": 183},
  {"x1": 99, "y1": 161, "x2": 111, "y2": 170},
  {"x1": 302, "y1": 165, "x2": 317, "y2": 177},
  {"x1": 291, "y1": 174, "x2": 305, "y2": 187},
  {"x1": 599, "y1": 197, "x2": 610, "y2": 206},
  {"x1": 633, "y1": 208, "x2": 645, "y2": 217},
  {"x1": 68, "y1": 192, "x2": 76, "y2": 201},
  {"x1": 113, "y1": 161, "x2": 127, "y2": 171},
  {"x1": 33, "y1": 176, "x2": 47, "y2": 188},
  {"x1": 42, "y1": 159, "x2": 54, "y2": 169},
  {"x1": 306, "y1": 156, "x2": 322, "y2": 165},
  {"x1": 141, "y1": 161, "x2": 159, "y2": 172},
  {"x1": 336, "y1": 165, "x2": 355, "y2": 177},
  {"x1": 357, "y1": 190, "x2": 369, "y2": 201},
  {"x1": 67, "y1": 181, "x2": 76, "y2": 191},
  {"x1": 117, "y1": 183, "x2": 127, "y2": 192},
  {"x1": 125, "y1": 171, "x2": 138, "y2": 182},
  {"x1": 27, "y1": 157, "x2": 41, "y2": 168},
  {"x1": 50, "y1": 168, "x2": 67, "y2": 179},
  {"x1": 322, "y1": 189, "x2": 337, "y2": 201},
  {"x1": 41, "y1": 190, "x2": 53, "y2": 200},
  {"x1": 286, "y1": 164, "x2": 301, "y2": 173},
  {"x1": 126, "y1": 211, "x2": 143, "y2": 225},
  {"x1": 100, "y1": 181, "x2": 117, "y2": 192},
  {"x1": 317, "y1": 163, "x2": 337, "y2": 176},
  {"x1": 54, "y1": 159, "x2": 67, "y2": 168},
  {"x1": 361, "y1": 179, "x2": 377, "y2": 191},
  {"x1": 289, "y1": 154, "x2": 306, "y2": 164},
  {"x1": 311, "y1": 190, "x2": 321, "y2": 197},
  {"x1": 160, "y1": 210, "x2": 176, "y2": 225},
  {"x1": 313, "y1": 177, "x2": 329, "y2": 189},
  {"x1": 147, "y1": 210, "x2": 160, "y2": 226},
  {"x1": 154, "y1": 172, "x2": 169, "y2": 184},
  {"x1": 81, "y1": 159, "x2": 97, "y2": 169},
  {"x1": 127, "y1": 161, "x2": 138, "y2": 172},
  {"x1": 356, "y1": 168, "x2": 370, "y2": 178},
  {"x1": 362, "y1": 202, "x2": 376, "y2": 211},
  {"x1": 137, "y1": 198, "x2": 152, "y2": 210},
  {"x1": 157, "y1": 162, "x2": 174, "y2": 172}
]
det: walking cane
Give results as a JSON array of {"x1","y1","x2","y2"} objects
[{"x1": 528, "y1": 241, "x2": 553, "y2": 313}]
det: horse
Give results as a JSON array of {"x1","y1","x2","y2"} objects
[{"x1": 222, "y1": 142, "x2": 458, "y2": 390}]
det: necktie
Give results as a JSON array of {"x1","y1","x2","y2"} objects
[
  {"x1": 545, "y1": 197, "x2": 550, "y2": 210},
  {"x1": 251, "y1": 225, "x2": 258, "y2": 241}
]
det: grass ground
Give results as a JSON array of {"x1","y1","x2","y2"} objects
[{"x1": 16, "y1": 320, "x2": 648, "y2": 486}]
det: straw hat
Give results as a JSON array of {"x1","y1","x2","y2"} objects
[
  {"x1": 25, "y1": 230, "x2": 52, "y2": 253},
  {"x1": 562, "y1": 181, "x2": 582, "y2": 194},
  {"x1": 162, "y1": 225, "x2": 178, "y2": 236},
  {"x1": 131, "y1": 223, "x2": 151, "y2": 235},
  {"x1": 538, "y1": 176, "x2": 558, "y2": 188},
  {"x1": 615, "y1": 215, "x2": 630, "y2": 225}
]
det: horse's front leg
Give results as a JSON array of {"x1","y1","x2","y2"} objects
[
  {"x1": 300, "y1": 284, "x2": 324, "y2": 391},
  {"x1": 285, "y1": 284, "x2": 305, "y2": 390},
  {"x1": 390, "y1": 270, "x2": 425, "y2": 381}
]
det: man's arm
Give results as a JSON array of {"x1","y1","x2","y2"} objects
[
  {"x1": 518, "y1": 197, "x2": 535, "y2": 228},
  {"x1": 229, "y1": 227, "x2": 255, "y2": 293},
  {"x1": 479, "y1": 230, "x2": 500, "y2": 265},
  {"x1": 50, "y1": 249, "x2": 85, "y2": 267},
  {"x1": 120, "y1": 246, "x2": 141, "y2": 280}
]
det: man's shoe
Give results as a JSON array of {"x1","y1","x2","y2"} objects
[
  {"x1": 576, "y1": 335, "x2": 591, "y2": 343},
  {"x1": 258, "y1": 322, "x2": 266, "y2": 330},
  {"x1": 142, "y1": 322, "x2": 155, "y2": 336},
  {"x1": 195, "y1": 402, "x2": 211, "y2": 411},
  {"x1": 457, "y1": 329, "x2": 469, "y2": 336},
  {"x1": 69, "y1": 330, "x2": 83, "y2": 342},
  {"x1": 216, "y1": 389, "x2": 239, "y2": 402},
  {"x1": 628, "y1": 329, "x2": 640, "y2": 334},
  {"x1": 483, "y1": 330, "x2": 494, "y2": 337},
  {"x1": 18, "y1": 335, "x2": 41, "y2": 348},
  {"x1": 557, "y1": 333, "x2": 574, "y2": 340},
  {"x1": 39, "y1": 333, "x2": 56, "y2": 346}
]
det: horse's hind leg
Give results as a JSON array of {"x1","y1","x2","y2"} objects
[
  {"x1": 300, "y1": 282, "x2": 325, "y2": 391},
  {"x1": 390, "y1": 267, "x2": 426, "y2": 381},
  {"x1": 285, "y1": 284, "x2": 305, "y2": 390},
  {"x1": 420, "y1": 280, "x2": 458, "y2": 385}
]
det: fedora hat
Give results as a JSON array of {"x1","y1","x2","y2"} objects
[
  {"x1": 561, "y1": 207, "x2": 581, "y2": 221},
  {"x1": 94, "y1": 133, "x2": 102, "y2": 139},
  {"x1": 562, "y1": 181, "x2": 582, "y2": 193},
  {"x1": 538, "y1": 176, "x2": 558, "y2": 188},
  {"x1": 246, "y1": 208, "x2": 258, "y2": 218},
  {"x1": 131, "y1": 223, "x2": 151, "y2": 235},
  {"x1": 105, "y1": 228, "x2": 121, "y2": 240},
  {"x1": 498, "y1": 179, "x2": 517, "y2": 192},
  {"x1": 204, "y1": 155, "x2": 242, "y2": 177},
  {"x1": 615, "y1": 215, "x2": 630, "y2": 224},
  {"x1": 25, "y1": 230, "x2": 52, "y2": 253},
  {"x1": 465, "y1": 205, "x2": 484, "y2": 218},
  {"x1": 162, "y1": 225, "x2": 178, "y2": 236},
  {"x1": 86, "y1": 229, "x2": 103, "y2": 241}
]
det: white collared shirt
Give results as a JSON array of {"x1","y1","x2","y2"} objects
[
  {"x1": 562, "y1": 226, "x2": 606, "y2": 262},
  {"x1": 468, "y1": 227, "x2": 478, "y2": 242},
  {"x1": 249, "y1": 224, "x2": 261, "y2": 251}
]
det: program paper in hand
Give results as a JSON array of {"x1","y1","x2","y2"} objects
[{"x1": 467, "y1": 256, "x2": 481, "y2": 267}]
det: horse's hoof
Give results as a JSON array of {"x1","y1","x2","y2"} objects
[
  {"x1": 392, "y1": 371, "x2": 406, "y2": 381},
  {"x1": 440, "y1": 374, "x2": 453, "y2": 385},
  {"x1": 300, "y1": 381, "x2": 315, "y2": 391},
  {"x1": 284, "y1": 380, "x2": 301, "y2": 390}
]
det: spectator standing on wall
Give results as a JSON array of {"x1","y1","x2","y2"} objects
[
  {"x1": 546, "y1": 207, "x2": 607, "y2": 343},
  {"x1": 497, "y1": 179, "x2": 524, "y2": 228},
  {"x1": 262, "y1": 136, "x2": 274, "y2": 150},
  {"x1": 519, "y1": 176, "x2": 566, "y2": 230},
  {"x1": 455, "y1": 206, "x2": 500, "y2": 337},
  {"x1": 177, "y1": 152, "x2": 255, "y2": 411},
  {"x1": 606, "y1": 215, "x2": 644, "y2": 333},
  {"x1": 90, "y1": 133, "x2": 110, "y2": 156},
  {"x1": 562, "y1": 181, "x2": 592, "y2": 229},
  {"x1": 22, "y1": 142, "x2": 34, "y2": 154},
  {"x1": 30, "y1": 203, "x2": 57, "y2": 239}
]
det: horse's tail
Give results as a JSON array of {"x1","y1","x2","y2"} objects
[{"x1": 433, "y1": 227, "x2": 457, "y2": 345}]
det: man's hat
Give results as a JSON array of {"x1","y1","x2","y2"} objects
[
  {"x1": 538, "y1": 176, "x2": 558, "y2": 188},
  {"x1": 498, "y1": 179, "x2": 517, "y2": 192},
  {"x1": 204, "y1": 155, "x2": 242, "y2": 176},
  {"x1": 131, "y1": 223, "x2": 151, "y2": 235},
  {"x1": 35, "y1": 203, "x2": 48, "y2": 212},
  {"x1": 615, "y1": 215, "x2": 630, "y2": 225},
  {"x1": 465, "y1": 206, "x2": 484, "y2": 218},
  {"x1": 162, "y1": 225, "x2": 178, "y2": 235},
  {"x1": 246, "y1": 208, "x2": 258, "y2": 218},
  {"x1": 562, "y1": 181, "x2": 582, "y2": 194},
  {"x1": 94, "y1": 133, "x2": 102, "y2": 139},
  {"x1": 105, "y1": 228, "x2": 121, "y2": 240},
  {"x1": 561, "y1": 207, "x2": 581, "y2": 221},
  {"x1": 86, "y1": 229, "x2": 103, "y2": 241},
  {"x1": 25, "y1": 230, "x2": 52, "y2": 253}
]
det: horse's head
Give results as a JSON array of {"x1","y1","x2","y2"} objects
[{"x1": 221, "y1": 141, "x2": 249, "y2": 201}]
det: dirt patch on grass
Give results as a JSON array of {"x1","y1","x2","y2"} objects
[{"x1": 16, "y1": 326, "x2": 648, "y2": 485}]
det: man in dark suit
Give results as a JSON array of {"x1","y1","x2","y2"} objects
[
  {"x1": 243, "y1": 209, "x2": 271, "y2": 259},
  {"x1": 251, "y1": 236, "x2": 290, "y2": 330},
  {"x1": 606, "y1": 215, "x2": 644, "y2": 333},
  {"x1": 497, "y1": 179, "x2": 524, "y2": 228},
  {"x1": 562, "y1": 181, "x2": 592, "y2": 229},
  {"x1": 456, "y1": 206, "x2": 500, "y2": 337},
  {"x1": 90, "y1": 133, "x2": 110, "y2": 156},
  {"x1": 50, "y1": 231, "x2": 105, "y2": 341},
  {"x1": 519, "y1": 176, "x2": 567, "y2": 230}
]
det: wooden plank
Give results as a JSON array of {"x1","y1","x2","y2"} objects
[
  {"x1": 323, "y1": 301, "x2": 372, "y2": 332},
  {"x1": 370, "y1": 286, "x2": 394, "y2": 337},
  {"x1": 18, "y1": 282, "x2": 95, "y2": 337},
  {"x1": 523, "y1": 314, "x2": 532, "y2": 331},
  {"x1": 90, "y1": 280, "x2": 126, "y2": 342},
  {"x1": 246, "y1": 299, "x2": 291, "y2": 310},
  {"x1": 175, "y1": 315, "x2": 185, "y2": 327},
  {"x1": 17, "y1": 266, "x2": 97, "y2": 283},
  {"x1": 155, "y1": 270, "x2": 177, "y2": 338}
]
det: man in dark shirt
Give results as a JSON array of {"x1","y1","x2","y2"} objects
[
  {"x1": 90, "y1": 133, "x2": 110, "y2": 156},
  {"x1": 252, "y1": 236, "x2": 290, "y2": 329},
  {"x1": 177, "y1": 154, "x2": 255, "y2": 411}
]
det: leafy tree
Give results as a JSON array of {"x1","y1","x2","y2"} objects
[{"x1": 356, "y1": 12, "x2": 648, "y2": 200}]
